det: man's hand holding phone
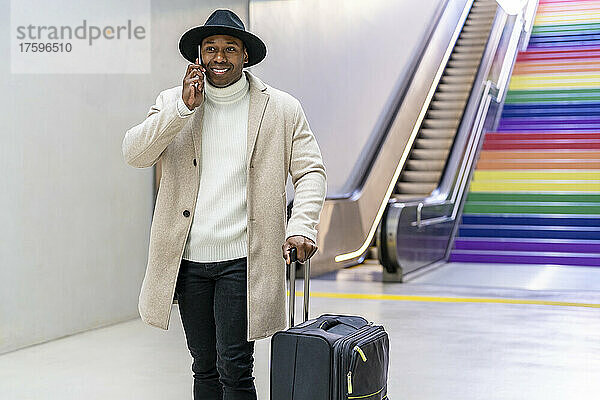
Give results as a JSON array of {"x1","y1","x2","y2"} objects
[{"x1": 182, "y1": 57, "x2": 205, "y2": 112}]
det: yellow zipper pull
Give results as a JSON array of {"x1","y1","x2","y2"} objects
[
  {"x1": 353, "y1": 345, "x2": 367, "y2": 362},
  {"x1": 347, "y1": 371, "x2": 353, "y2": 394}
]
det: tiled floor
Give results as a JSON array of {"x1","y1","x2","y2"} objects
[{"x1": 1, "y1": 261, "x2": 599, "y2": 399}]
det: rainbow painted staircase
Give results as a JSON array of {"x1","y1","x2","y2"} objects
[{"x1": 449, "y1": 0, "x2": 600, "y2": 266}]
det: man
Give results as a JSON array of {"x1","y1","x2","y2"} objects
[{"x1": 122, "y1": 9, "x2": 327, "y2": 400}]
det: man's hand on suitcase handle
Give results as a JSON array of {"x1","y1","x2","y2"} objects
[{"x1": 282, "y1": 235, "x2": 317, "y2": 264}]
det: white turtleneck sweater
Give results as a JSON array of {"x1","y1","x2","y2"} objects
[{"x1": 180, "y1": 73, "x2": 250, "y2": 262}]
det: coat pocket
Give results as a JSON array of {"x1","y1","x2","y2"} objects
[{"x1": 346, "y1": 331, "x2": 390, "y2": 400}]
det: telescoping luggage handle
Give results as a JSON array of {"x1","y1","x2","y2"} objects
[{"x1": 288, "y1": 247, "x2": 310, "y2": 328}]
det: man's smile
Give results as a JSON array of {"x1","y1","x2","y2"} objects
[{"x1": 210, "y1": 66, "x2": 231, "y2": 75}]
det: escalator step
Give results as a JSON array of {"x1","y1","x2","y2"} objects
[
  {"x1": 401, "y1": 170, "x2": 443, "y2": 182},
  {"x1": 430, "y1": 100, "x2": 467, "y2": 110},
  {"x1": 456, "y1": 37, "x2": 488, "y2": 46},
  {"x1": 427, "y1": 109, "x2": 465, "y2": 120},
  {"x1": 447, "y1": 59, "x2": 481, "y2": 69},
  {"x1": 471, "y1": 9, "x2": 496, "y2": 15},
  {"x1": 396, "y1": 182, "x2": 438, "y2": 194},
  {"x1": 444, "y1": 66, "x2": 479, "y2": 76},
  {"x1": 465, "y1": 19, "x2": 495, "y2": 27},
  {"x1": 451, "y1": 52, "x2": 485, "y2": 61},
  {"x1": 453, "y1": 44, "x2": 486, "y2": 53},
  {"x1": 441, "y1": 74, "x2": 477, "y2": 84},
  {"x1": 420, "y1": 128, "x2": 457, "y2": 138},
  {"x1": 415, "y1": 138, "x2": 454, "y2": 149},
  {"x1": 391, "y1": 193, "x2": 424, "y2": 202},
  {"x1": 459, "y1": 31, "x2": 491, "y2": 40},
  {"x1": 422, "y1": 118, "x2": 461, "y2": 129},
  {"x1": 410, "y1": 148, "x2": 450, "y2": 160},
  {"x1": 461, "y1": 28, "x2": 492, "y2": 37},
  {"x1": 437, "y1": 83, "x2": 473, "y2": 93},
  {"x1": 434, "y1": 91, "x2": 470, "y2": 101},
  {"x1": 470, "y1": 10, "x2": 496, "y2": 16},
  {"x1": 407, "y1": 159, "x2": 446, "y2": 170},
  {"x1": 462, "y1": 24, "x2": 493, "y2": 32}
]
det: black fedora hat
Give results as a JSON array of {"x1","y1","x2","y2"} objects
[{"x1": 179, "y1": 9, "x2": 267, "y2": 67}]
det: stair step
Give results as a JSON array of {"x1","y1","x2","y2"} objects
[
  {"x1": 472, "y1": 170, "x2": 600, "y2": 181},
  {"x1": 468, "y1": 180, "x2": 599, "y2": 192},
  {"x1": 497, "y1": 118, "x2": 600, "y2": 132},
  {"x1": 453, "y1": 237, "x2": 600, "y2": 253},
  {"x1": 458, "y1": 224, "x2": 600, "y2": 240},
  {"x1": 500, "y1": 105, "x2": 600, "y2": 118},
  {"x1": 485, "y1": 132, "x2": 600, "y2": 141},
  {"x1": 465, "y1": 192, "x2": 600, "y2": 203},
  {"x1": 483, "y1": 139, "x2": 600, "y2": 150},
  {"x1": 463, "y1": 202, "x2": 600, "y2": 214},
  {"x1": 478, "y1": 150, "x2": 600, "y2": 161},
  {"x1": 449, "y1": 250, "x2": 600, "y2": 267},
  {"x1": 460, "y1": 214, "x2": 600, "y2": 227},
  {"x1": 515, "y1": 49, "x2": 600, "y2": 63},
  {"x1": 505, "y1": 88, "x2": 600, "y2": 104},
  {"x1": 475, "y1": 159, "x2": 600, "y2": 169}
]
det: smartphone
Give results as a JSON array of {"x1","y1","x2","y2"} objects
[
  {"x1": 197, "y1": 45, "x2": 205, "y2": 68},
  {"x1": 196, "y1": 45, "x2": 205, "y2": 91}
]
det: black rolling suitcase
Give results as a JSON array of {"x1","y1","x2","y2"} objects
[{"x1": 271, "y1": 247, "x2": 390, "y2": 400}]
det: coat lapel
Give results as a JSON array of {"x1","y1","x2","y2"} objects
[
  {"x1": 190, "y1": 102, "x2": 204, "y2": 163},
  {"x1": 245, "y1": 71, "x2": 270, "y2": 173}
]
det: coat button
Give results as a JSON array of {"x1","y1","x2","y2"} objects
[
  {"x1": 193, "y1": 159, "x2": 197, "y2": 166},
  {"x1": 183, "y1": 210, "x2": 190, "y2": 217}
]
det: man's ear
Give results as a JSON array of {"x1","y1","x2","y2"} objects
[{"x1": 244, "y1": 47, "x2": 249, "y2": 64}]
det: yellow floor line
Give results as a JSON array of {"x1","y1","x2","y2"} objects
[{"x1": 287, "y1": 291, "x2": 600, "y2": 309}]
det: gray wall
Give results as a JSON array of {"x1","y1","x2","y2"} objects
[{"x1": 0, "y1": 0, "x2": 248, "y2": 354}]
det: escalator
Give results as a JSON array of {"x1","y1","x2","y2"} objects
[
  {"x1": 395, "y1": 0, "x2": 497, "y2": 200},
  {"x1": 308, "y1": 0, "x2": 537, "y2": 277}
]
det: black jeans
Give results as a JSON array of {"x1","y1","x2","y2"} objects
[{"x1": 175, "y1": 256, "x2": 257, "y2": 400}]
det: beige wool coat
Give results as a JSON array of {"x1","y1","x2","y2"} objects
[{"x1": 122, "y1": 71, "x2": 327, "y2": 341}]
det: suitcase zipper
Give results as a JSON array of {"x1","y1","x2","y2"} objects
[
  {"x1": 347, "y1": 371, "x2": 353, "y2": 394},
  {"x1": 353, "y1": 345, "x2": 367, "y2": 362},
  {"x1": 346, "y1": 349, "x2": 364, "y2": 395}
]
